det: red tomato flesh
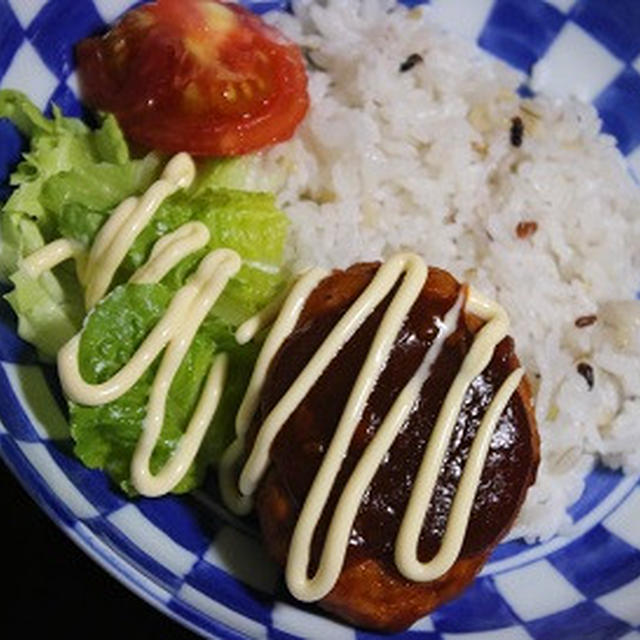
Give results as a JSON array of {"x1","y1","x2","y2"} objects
[{"x1": 76, "y1": 0, "x2": 310, "y2": 156}]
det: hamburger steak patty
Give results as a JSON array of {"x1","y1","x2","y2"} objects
[{"x1": 244, "y1": 262, "x2": 539, "y2": 631}]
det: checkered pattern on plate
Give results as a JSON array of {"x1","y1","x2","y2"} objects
[{"x1": 0, "y1": 1, "x2": 639, "y2": 639}]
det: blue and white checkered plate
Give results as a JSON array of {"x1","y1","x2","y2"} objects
[{"x1": 1, "y1": 1, "x2": 639, "y2": 639}]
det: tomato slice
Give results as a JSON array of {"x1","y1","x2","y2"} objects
[{"x1": 76, "y1": 0, "x2": 309, "y2": 156}]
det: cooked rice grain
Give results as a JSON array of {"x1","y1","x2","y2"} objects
[{"x1": 264, "y1": 0, "x2": 640, "y2": 541}]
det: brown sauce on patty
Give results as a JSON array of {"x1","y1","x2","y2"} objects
[{"x1": 249, "y1": 262, "x2": 538, "y2": 578}]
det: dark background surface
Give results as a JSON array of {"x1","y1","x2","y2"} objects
[{"x1": 2, "y1": 459, "x2": 202, "y2": 639}]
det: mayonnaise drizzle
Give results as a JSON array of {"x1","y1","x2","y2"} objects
[
  {"x1": 16, "y1": 152, "x2": 197, "y2": 298},
  {"x1": 128, "y1": 249, "x2": 241, "y2": 496},
  {"x1": 220, "y1": 266, "x2": 329, "y2": 515},
  {"x1": 19, "y1": 152, "x2": 245, "y2": 497},
  {"x1": 220, "y1": 253, "x2": 524, "y2": 602},
  {"x1": 83, "y1": 152, "x2": 196, "y2": 309},
  {"x1": 58, "y1": 246, "x2": 241, "y2": 495},
  {"x1": 20, "y1": 237, "x2": 86, "y2": 280},
  {"x1": 17, "y1": 149, "x2": 526, "y2": 586},
  {"x1": 130, "y1": 221, "x2": 210, "y2": 285}
]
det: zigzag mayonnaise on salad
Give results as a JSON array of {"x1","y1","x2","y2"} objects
[{"x1": 16, "y1": 153, "x2": 237, "y2": 495}]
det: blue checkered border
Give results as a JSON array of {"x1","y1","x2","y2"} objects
[{"x1": 1, "y1": 1, "x2": 639, "y2": 639}]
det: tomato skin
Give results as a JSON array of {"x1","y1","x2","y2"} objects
[{"x1": 76, "y1": 0, "x2": 309, "y2": 157}]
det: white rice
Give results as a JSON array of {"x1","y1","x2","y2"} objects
[{"x1": 263, "y1": 0, "x2": 640, "y2": 542}]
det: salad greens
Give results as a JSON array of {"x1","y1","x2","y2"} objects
[
  {"x1": 71, "y1": 284, "x2": 259, "y2": 494},
  {"x1": 0, "y1": 90, "x2": 290, "y2": 495},
  {"x1": 0, "y1": 89, "x2": 162, "y2": 356}
]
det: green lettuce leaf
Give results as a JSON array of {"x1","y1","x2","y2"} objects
[
  {"x1": 7, "y1": 261, "x2": 85, "y2": 359},
  {"x1": 0, "y1": 90, "x2": 162, "y2": 356},
  {"x1": 1, "y1": 92, "x2": 292, "y2": 492},
  {"x1": 0, "y1": 210, "x2": 45, "y2": 281},
  {"x1": 120, "y1": 187, "x2": 290, "y2": 323},
  {"x1": 192, "y1": 154, "x2": 289, "y2": 196},
  {"x1": 42, "y1": 153, "x2": 161, "y2": 227},
  {"x1": 0, "y1": 90, "x2": 162, "y2": 277},
  {"x1": 70, "y1": 283, "x2": 257, "y2": 495}
]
